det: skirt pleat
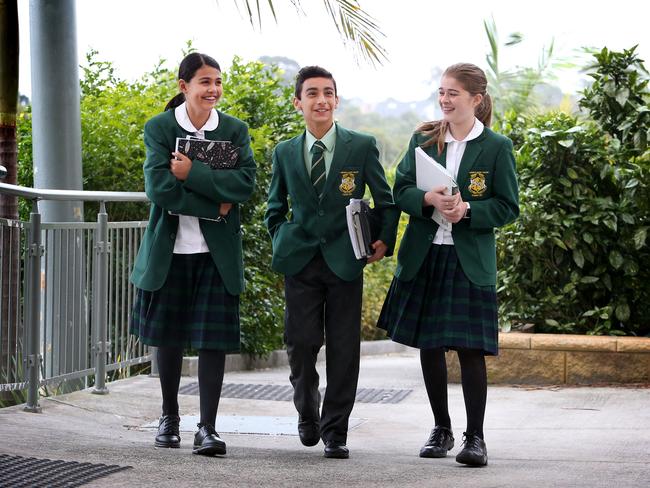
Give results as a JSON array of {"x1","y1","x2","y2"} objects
[
  {"x1": 377, "y1": 244, "x2": 498, "y2": 355},
  {"x1": 129, "y1": 253, "x2": 240, "y2": 352}
]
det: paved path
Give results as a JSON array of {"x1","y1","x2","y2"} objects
[{"x1": 1, "y1": 351, "x2": 649, "y2": 487}]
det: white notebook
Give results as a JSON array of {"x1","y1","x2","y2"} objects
[{"x1": 415, "y1": 146, "x2": 458, "y2": 229}]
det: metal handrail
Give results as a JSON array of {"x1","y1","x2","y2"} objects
[
  {"x1": 0, "y1": 181, "x2": 147, "y2": 202},
  {"x1": 0, "y1": 181, "x2": 150, "y2": 411}
]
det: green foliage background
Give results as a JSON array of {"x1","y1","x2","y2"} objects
[{"x1": 496, "y1": 47, "x2": 650, "y2": 336}]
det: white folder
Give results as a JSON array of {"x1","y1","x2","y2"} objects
[{"x1": 415, "y1": 147, "x2": 458, "y2": 229}]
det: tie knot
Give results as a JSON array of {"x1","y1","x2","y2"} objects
[{"x1": 313, "y1": 140, "x2": 326, "y2": 154}]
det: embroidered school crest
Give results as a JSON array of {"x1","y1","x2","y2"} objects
[
  {"x1": 468, "y1": 171, "x2": 488, "y2": 196},
  {"x1": 339, "y1": 171, "x2": 357, "y2": 195}
]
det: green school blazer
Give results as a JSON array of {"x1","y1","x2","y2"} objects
[
  {"x1": 130, "y1": 109, "x2": 256, "y2": 295},
  {"x1": 394, "y1": 128, "x2": 519, "y2": 286},
  {"x1": 265, "y1": 124, "x2": 400, "y2": 280}
]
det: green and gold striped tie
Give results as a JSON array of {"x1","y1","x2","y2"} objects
[{"x1": 310, "y1": 140, "x2": 327, "y2": 199}]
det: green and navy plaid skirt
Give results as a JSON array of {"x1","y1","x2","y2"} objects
[
  {"x1": 377, "y1": 244, "x2": 498, "y2": 355},
  {"x1": 129, "y1": 253, "x2": 240, "y2": 352}
]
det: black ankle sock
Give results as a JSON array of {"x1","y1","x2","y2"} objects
[
  {"x1": 198, "y1": 349, "x2": 226, "y2": 427},
  {"x1": 157, "y1": 346, "x2": 184, "y2": 417},
  {"x1": 457, "y1": 348, "x2": 487, "y2": 439},
  {"x1": 420, "y1": 348, "x2": 451, "y2": 429}
]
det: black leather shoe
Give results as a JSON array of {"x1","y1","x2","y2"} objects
[
  {"x1": 154, "y1": 414, "x2": 180, "y2": 448},
  {"x1": 419, "y1": 425, "x2": 454, "y2": 458},
  {"x1": 192, "y1": 424, "x2": 226, "y2": 456},
  {"x1": 324, "y1": 440, "x2": 349, "y2": 459},
  {"x1": 298, "y1": 419, "x2": 320, "y2": 447},
  {"x1": 455, "y1": 432, "x2": 488, "y2": 466}
]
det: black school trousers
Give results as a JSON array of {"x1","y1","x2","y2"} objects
[{"x1": 284, "y1": 252, "x2": 362, "y2": 444}]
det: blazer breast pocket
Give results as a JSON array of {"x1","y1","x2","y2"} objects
[
  {"x1": 466, "y1": 167, "x2": 493, "y2": 200},
  {"x1": 335, "y1": 166, "x2": 365, "y2": 199}
]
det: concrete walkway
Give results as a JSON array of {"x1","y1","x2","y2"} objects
[{"x1": 1, "y1": 350, "x2": 649, "y2": 487}]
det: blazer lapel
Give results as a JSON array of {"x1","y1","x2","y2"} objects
[
  {"x1": 456, "y1": 131, "x2": 486, "y2": 190},
  {"x1": 288, "y1": 132, "x2": 315, "y2": 195},
  {"x1": 321, "y1": 125, "x2": 352, "y2": 199}
]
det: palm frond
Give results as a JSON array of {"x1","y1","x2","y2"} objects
[
  {"x1": 226, "y1": 0, "x2": 277, "y2": 28},
  {"x1": 228, "y1": 0, "x2": 387, "y2": 66},
  {"x1": 483, "y1": 17, "x2": 500, "y2": 78},
  {"x1": 505, "y1": 32, "x2": 523, "y2": 47},
  {"x1": 323, "y1": 0, "x2": 388, "y2": 66}
]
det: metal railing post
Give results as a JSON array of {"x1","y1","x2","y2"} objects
[
  {"x1": 149, "y1": 346, "x2": 159, "y2": 377},
  {"x1": 92, "y1": 201, "x2": 109, "y2": 394},
  {"x1": 24, "y1": 200, "x2": 43, "y2": 412}
]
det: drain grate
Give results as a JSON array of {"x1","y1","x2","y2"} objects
[
  {"x1": 355, "y1": 388, "x2": 412, "y2": 404},
  {"x1": 179, "y1": 383, "x2": 412, "y2": 404},
  {"x1": 0, "y1": 454, "x2": 131, "y2": 488}
]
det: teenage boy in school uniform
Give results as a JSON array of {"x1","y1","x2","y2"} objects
[{"x1": 265, "y1": 66, "x2": 400, "y2": 459}]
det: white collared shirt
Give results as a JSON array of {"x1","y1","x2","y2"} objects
[
  {"x1": 433, "y1": 117, "x2": 484, "y2": 245},
  {"x1": 172, "y1": 102, "x2": 219, "y2": 254}
]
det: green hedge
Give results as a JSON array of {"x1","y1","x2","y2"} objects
[
  {"x1": 496, "y1": 47, "x2": 649, "y2": 336},
  {"x1": 497, "y1": 111, "x2": 649, "y2": 335}
]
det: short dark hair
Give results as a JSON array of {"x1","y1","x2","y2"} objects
[{"x1": 294, "y1": 65, "x2": 337, "y2": 99}]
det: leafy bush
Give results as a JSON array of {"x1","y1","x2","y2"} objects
[
  {"x1": 497, "y1": 110, "x2": 649, "y2": 336},
  {"x1": 496, "y1": 47, "x2": 650, "y2": 337},
  {"x1": 16, "y1": 106, "x2": 33, "y2": 219},
  {"x1": 580, "y1": 46, "x2": 650, "y2": 156},
  {"x1": 80, "y1": 54, "x2": 176, "y2": 221},
  {"x1": 579, "y1": 45, "x2": 650, "y2": 225}
]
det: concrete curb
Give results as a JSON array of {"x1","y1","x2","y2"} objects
[
  {"x1": 454, "y1": 333, "x2": 650, "y2": 385},
  {"x1": 182, "y1": 334, "x2": 650, "y2": 385}
]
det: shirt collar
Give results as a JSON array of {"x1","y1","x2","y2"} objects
[
  {"x1": 174, "y1": 101, "x2": 219, "y2": 133},
  {"x1": 306, "y1": 123, "x2": 337, "y2": 152},
  {"x1": 445, "y1": 117, "x2": 484, "y2": 143}
]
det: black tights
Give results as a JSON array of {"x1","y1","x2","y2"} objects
[
  {"x1": 420, "y1": 347, "x2": 487, "y2": 439},
  {"x1": 157, "y1": 346, "x2": 226, "y2": 427}
]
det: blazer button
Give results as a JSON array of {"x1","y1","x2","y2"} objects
[
  {"x1": 427, "y1": 234, "x2": 433, "y2": 241},
  {"x1": 318, "y1": 210, "x2": 325, "y2": 216},
  {"x1": 170, "y1": 233, "x2": 176, "y2": 240},
  {"x1": 320, "y1": 237, "x2": 326, "y2": 244}
]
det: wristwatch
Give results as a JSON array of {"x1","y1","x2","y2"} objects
[{"x1": 463, "y1": 202, "x2": 471, "y2": 219}]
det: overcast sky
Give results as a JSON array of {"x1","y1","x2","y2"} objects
[{"x1": 17, "y1": 0, "x2": 650, "y2": 103}]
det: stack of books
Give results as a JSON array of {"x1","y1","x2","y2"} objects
[{"x1": 346, "y1": 198, "x2": 378, "y2": 260}]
